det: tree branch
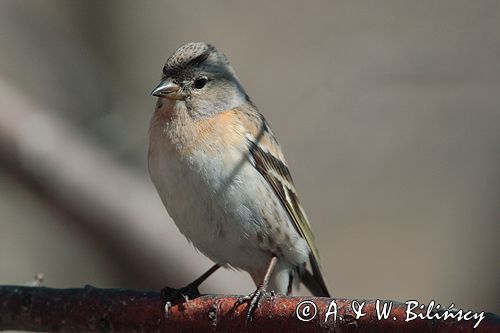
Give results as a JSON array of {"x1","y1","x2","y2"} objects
[{"x1": 0, "y1": 286, "x2": 498, "y2": 332}]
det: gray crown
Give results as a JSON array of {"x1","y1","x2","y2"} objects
[{"x1": 165, "y1": 42, "x2": 228, "y2": 71}]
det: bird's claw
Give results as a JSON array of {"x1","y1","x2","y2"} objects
[
  {"x1": 160, "y1": 283, "x2": 201, "y2": 303},
  {"x1": 161, "y1": 284, "x2": 201, "y2": 318},
  {"x1": 234, "y1": 285, "x2": 268, "y2": 322}
]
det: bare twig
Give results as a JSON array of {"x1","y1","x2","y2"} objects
[{"x1": 0, "y1": 286, "x2": 498, "y2": 332}]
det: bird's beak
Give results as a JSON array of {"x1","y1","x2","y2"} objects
[{"x1": 151, "y1": 79, "x2": 182, "y2": 99}]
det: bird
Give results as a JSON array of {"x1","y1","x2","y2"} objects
[{"x1": 148, "y1": 42, "x2": 330, "y2": 320}]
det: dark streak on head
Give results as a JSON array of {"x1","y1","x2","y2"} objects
[
  {"x1": 162, "y1": 42, "x2": 217, "y2": 77},
  {"x1": 187, "y1": 47, "x2": 211, "y2": 67}
]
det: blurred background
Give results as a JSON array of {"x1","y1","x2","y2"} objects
[{"x1": 0, "y1": 0, "x2": 498, "y2": 317}]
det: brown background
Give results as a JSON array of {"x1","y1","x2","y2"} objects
[{"x1": 0, "y1": 0, "x2": 498, "y2": 317}]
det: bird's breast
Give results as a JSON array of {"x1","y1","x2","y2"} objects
[{"x1": 148, "y1": 103, "x2": 256, "y2": 258}]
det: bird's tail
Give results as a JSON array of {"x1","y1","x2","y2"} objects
[{"x1": 301, "y1": 254, "x2": 331, "y2": 297}]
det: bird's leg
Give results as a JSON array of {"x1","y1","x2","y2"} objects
[
  {"x1": 161, "y1": 264, "x2": 220, "y2": 304},
  {"x1": 235, "y1": 256, "x2": 278, "y2": 322}
]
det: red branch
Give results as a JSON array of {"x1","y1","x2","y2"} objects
[{"x1": 0, "y1": 286, "x2": 498, "y2": 332}]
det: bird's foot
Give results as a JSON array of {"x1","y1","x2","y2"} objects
[
  {"x1": 161, "y1": 283, "x2": 201, "y2": 317},
  {"x1": 161, "y1": 283, "x2": 201, "y2": 302},
  {"x1": 234, "y1": 285, "x2": 270, "y2": 322}
]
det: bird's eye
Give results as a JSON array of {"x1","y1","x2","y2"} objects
[{"x1": 194, "y1": 76, "x2": 208, "y2": 89}]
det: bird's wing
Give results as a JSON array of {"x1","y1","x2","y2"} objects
[{"x1": 235, "y1": 104, "x2": 331, "y2": 297}]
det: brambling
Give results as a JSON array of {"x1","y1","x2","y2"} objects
[{"x1": 149, "y1": 42, "x2": 330, "y2": 320}]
